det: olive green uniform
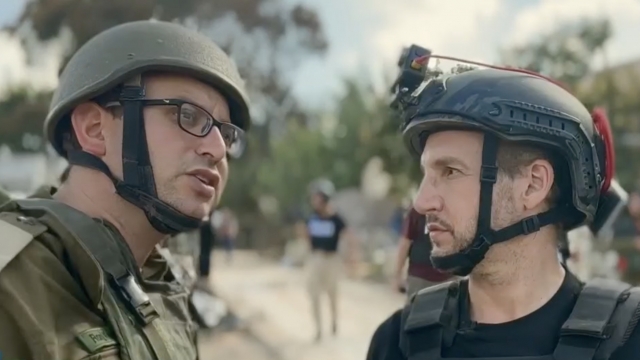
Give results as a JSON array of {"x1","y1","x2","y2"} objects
[
  {"x1": 0, "y1": 18, "x2": 252, "y2": 360},
  {"x1": 0, "y1": 187, "x2": 198, "y2": 360}
]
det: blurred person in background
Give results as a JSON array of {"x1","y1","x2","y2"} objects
[
  {"x1": 305, "y1": 178, "x2": 353, "y2": 342},
  {"x1": 213, "y1": 207, "x2": 239, "y2": 264},
  {"x1": 197, "y1": 208, "x2": 217, "y2": 288},
  {"x1": 0, "y1": 20, "x2": 250, "y2": 359},
  {"x1": 389, "y1": 199, "x2": 407, "y2": 237},
  {"x1": 629, "y1": 192, "x2": 640, "y2": 239},
  {"x1": 393, "y1": 207, "x2": 452, "y2": 299}
]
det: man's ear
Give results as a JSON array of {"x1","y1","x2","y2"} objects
[
  {"x1": 69, "y1": 102, "x2": 107, "y2": 156},
  {"x1": 522, "y1": 159, "x2": 555, "y2": 211}
]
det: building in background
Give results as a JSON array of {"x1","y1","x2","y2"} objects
[{"x1": 0, "y1": 145, "x2": 67, "y2": 194}]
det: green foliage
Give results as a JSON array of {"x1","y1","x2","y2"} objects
[
  {"x1": 0, "y1": 86, "x2": 52, "y2": 152},
  {"x1": 501, "y1": 18, "x2": 611, "y2": 88},
  {"x1": 0, "y1": 0, "x2": 327, "y2": 154},
  {"x1": 502, "y1": 17, "x2": 640, "y2": 190},
  {"x1": 4, "y1": 8, "x2": 640, "y2": 250},
  {"x1": 0, "y1": 0, "x2": 329, "y2": 243},
  {"x1": 247, "y1": 76, "x2": 422, "y2": 218}
]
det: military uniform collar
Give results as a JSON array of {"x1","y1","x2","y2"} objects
[{"x1": 27, "y1": 185, "x2": 174, "y2": 308}]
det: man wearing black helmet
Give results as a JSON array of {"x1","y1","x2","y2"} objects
[
  {"x1": 366, "y1": 47, "x2": 639, "y2": 360},
  {"x1": 0, "y1": 21, "x2": 249, "y2": 359}
]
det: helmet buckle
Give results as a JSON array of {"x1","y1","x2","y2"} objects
[{"x1": 521, "y1": 215, "x2": 541, "y2": 235}]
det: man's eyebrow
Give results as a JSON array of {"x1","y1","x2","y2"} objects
[
  {"x1": 172, "y1": 93, "x2": 231, "y2": 123},
  {"x1": 432, "y1": 156, "x2": 469, "y2": 170}
]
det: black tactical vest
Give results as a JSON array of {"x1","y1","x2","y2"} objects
[{"x1": 400, "y1": 277, "x2": 640, "y2": 360}]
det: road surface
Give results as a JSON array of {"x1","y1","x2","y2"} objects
[
  {"x1": 210, "y1": 251, "x2": 406, "y2": 360},
  {"x1": 199, "y1": 328, "x2": 279, "y2": 360}
]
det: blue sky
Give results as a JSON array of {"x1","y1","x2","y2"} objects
[{"x1": 2, "y1": 0, "x2": 640, "y2": 109}]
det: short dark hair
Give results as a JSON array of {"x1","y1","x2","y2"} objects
[
  {"x1": 497, "y1": 140, "x2": 572, "y2": 237},
  {"x1": 496, "y1": 139, "x2": 567, "y2": 210}
]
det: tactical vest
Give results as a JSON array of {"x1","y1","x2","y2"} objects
[
  {"x1": 400, "y1": 278, "x2": 640, "y2": 360},
  {"x1": 0, "y1": 198, "x2": 198, "y2": 360}
]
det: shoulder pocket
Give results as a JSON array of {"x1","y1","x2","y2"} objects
[{"x1": 0, "y1": 212, "x2": 48, "y2": 272}]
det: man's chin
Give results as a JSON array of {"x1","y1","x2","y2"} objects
[
  {"x1": 165, "y1": 200, "x2": 210, "y2": 220},
  {"x1": 431, "y1": 248, "x2": 455, "y2": 258},
  {"x1": 185, "y1": 205, "x2": 212, "y2": 220}
]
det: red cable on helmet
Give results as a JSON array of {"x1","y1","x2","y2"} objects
[
  {"x1": 592, "y1": 107, "x2": 615, "y2": 192},
  {"x1": 414, "y1": 54, "x2": 572, "y2": 91},
  {"x1": 414, "y1": 53, "x2": 615, "y2": 193}
]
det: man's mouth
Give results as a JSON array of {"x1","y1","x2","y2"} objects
[
  {"x1": 187, "y1": 169, "x2": 220, "y2": 189},
  {"x1": 427, "y1": 223, "x2": 448, "y2": 232},
  {"x1": 194, "y1": 175, "x2": 210, "y2": 186}
]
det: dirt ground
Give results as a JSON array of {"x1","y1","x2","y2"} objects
[{"x1": 199, "y1": 328, "x2": 280, "y2": 360}]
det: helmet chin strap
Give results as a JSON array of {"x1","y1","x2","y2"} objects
[
  {"x1": 429, "y1": 133, "x2": 564, "y2": 276},
  {"x1": 67, "y1": 76, "x2": 203, "y2": 235}
]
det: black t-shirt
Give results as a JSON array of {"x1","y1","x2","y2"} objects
[
  {"x1": 307, "y1": 213, "x2": 346, "y2": 252},
  {"x1": 366, "y1": 272, "x2": 640, "y2": 359}
]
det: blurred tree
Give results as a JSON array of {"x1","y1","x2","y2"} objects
[
  {"x1": 0, "y1": 86, "x2": 50, "y2": 151},
  {"x1": 501, "y1": 17, "x2": 640, "y2": 189},
  {"x1": 253, "y1": 121, "x2": 331, "y2": 212},
  {"x1": 1, "y1": 0, "x2": 326, "y2": 151},
  {"x1": 501, "y1": 18, "x2": 611, "y2": 88},
  {"x1": 0, "y1": 0, "x2": 328, "y2": 250},
  {"x1": 252, "y1": 75, "x2": 420, "y2": 220}
]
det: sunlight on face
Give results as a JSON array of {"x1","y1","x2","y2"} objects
[
  {"x1": 413, "y1": 130, "x2": 519, "y2": 258},
  {"x1": 105, "y1": 73, "x2": 232, "y2": 220}
]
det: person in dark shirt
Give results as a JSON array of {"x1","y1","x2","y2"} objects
[
  {"x1": 197, "y1": 213, "x2": 216, "y2": 283},
  {"x1": 394, "y1": 207, "x2": 452, "y2": 298},
  {"x1": 305, "y1": 178, "x2": 351, "y2": 342},
  {"x1": 367, "y1": 50, "x2": 639, "y2": 359}
]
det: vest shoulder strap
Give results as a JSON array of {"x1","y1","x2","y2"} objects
[
  {"x1": 14, "y1": 199, "x2": 164, "y2": 323},
  {"x1": 405, "y1": 280, "x2": 456, "y2": 331},
  {"x1": 15, "y1": 199, "x2": 132, "y2": 280},
  {"x1": 14, "y1": 198, "x2": 178, "y2": 360},
  {"x1": 554, "y1": 277, "x2": 640, "y2": 360},
  {"x1": 0, "y1": 211, "x2": 48, "y2": 273},
  {"x1": 400, "y1": 280, "x2": 460, "y2": 358}
]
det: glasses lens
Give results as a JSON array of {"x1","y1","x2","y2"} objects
[
  {"x1": 178, "y1": 103, "x2": 212, "y2": 136},
  {"x1": 220, "y1": 123, "x2": 246, "y2": 148}
]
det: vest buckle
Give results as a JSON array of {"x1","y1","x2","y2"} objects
[{"x1": 115, "y1": 274, "x2": 160, "y2": 326}]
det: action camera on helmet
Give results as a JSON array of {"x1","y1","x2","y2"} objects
[{"x1": 390, "y1": 45, "x2": 431, "y2": 114}]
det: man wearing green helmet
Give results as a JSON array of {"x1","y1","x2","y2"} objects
[{"x1": 0, "y1": 20, "x2": 250, "y2": 359}]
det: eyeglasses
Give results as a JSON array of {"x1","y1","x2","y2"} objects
[{"x1": 105, "y1": 98, "x2": 246, "y2": 150}]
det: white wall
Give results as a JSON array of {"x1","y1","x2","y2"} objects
[{"x1": 0, "y1": 145, "x2": 67, "y2": 192}]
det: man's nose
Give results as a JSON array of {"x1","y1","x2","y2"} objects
[
  {"x1": 197, "y1": 126, "x2": 227, "y2": 161},
  {"x1": 413, "y1": 177, "x2": 442, "y2": 215}
]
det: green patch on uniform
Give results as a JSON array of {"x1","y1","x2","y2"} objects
[{"x1": 76, "y1": 327, "x2": 117, "y2": 353}]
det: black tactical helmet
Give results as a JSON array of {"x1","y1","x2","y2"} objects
[
  {"x1": 47, "y1": 20, "x2": 252, "y2": 235},
  {"x1": 391, "y1": 46, "x2": 616, "y2": 276}
]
